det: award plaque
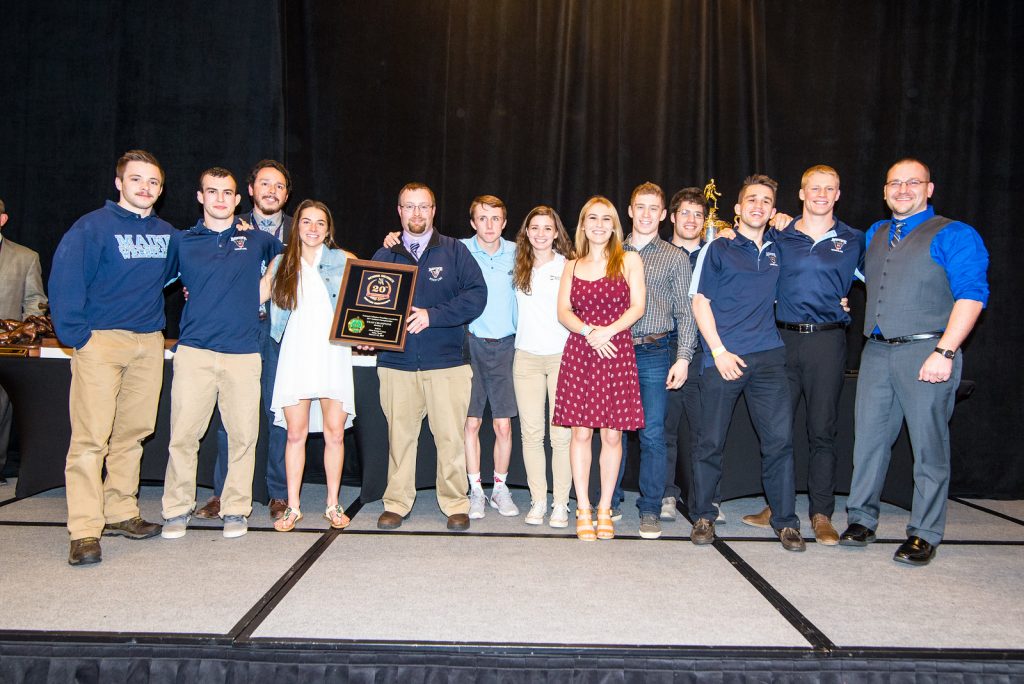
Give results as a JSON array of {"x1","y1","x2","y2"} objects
[{"x1": 331, "y1": 259, "x2": 418, "y2": 351}]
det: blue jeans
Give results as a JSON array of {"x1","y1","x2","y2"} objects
[
  {"x1": 214, "y1": 320, "x2": 287, "y2": 500},
  {"x1": 612, "y1": 337, "x2": 670, "y2": 516}
]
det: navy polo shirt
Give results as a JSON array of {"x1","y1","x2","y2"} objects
[
  {"x1": 177, "y1": 218, "x2": 282, "y2": 354},
  {"x1": 690, "y1": 233, "x2": 782, "y2": 368},
  {"x1": 772, "y1": 219, "x2": 865, "y2": 325}
]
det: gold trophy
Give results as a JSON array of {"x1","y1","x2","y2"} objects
[{"x1": 702, "y1": 179, "x2": 732, "y2": 241}]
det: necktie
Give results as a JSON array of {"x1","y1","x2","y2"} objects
[
  {"x1": 889, "y1": 221, "x2": 904, "y2": 250},
  {"x1": 410, "y1": 242, "x2": 420, "y2": 260}
]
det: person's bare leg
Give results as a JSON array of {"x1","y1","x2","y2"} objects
[
  {"x1": 282, "y1": 401, "x2": 311, "y2": 511},
  {"x1": 569, "y1": 426, "x2": 594, "y2": 511},
  {"x1": 319, "y1": 398, "x2": 348, "y2": 509}
]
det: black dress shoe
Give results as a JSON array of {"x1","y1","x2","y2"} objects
[
  {"x1": 838, "y1": 523, "x2": 876, "y2": 546},
  {"x1": 69, "y1": 537, "x2": 102, "y2": 566},
  {"x1": 893, "y1": 536, "x2": 936, "y2": 566},
  {"x1": 377, "y1": 510, "x2": 404, "y2": 530},
  {"x1": 103, "y1": 516, "x2": 161, "y2": 539},
  {"x1": 447, "y1": 513, "x2": 470, "y2": 531}
]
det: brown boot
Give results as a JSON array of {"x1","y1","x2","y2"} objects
[
  {"x1": 194, "y1": 496, "x2": 221, "y2": 519},
  {"x1": 741, "y1": 506, "x2": 772, "y2": 529},
  {"x1": 811, "y1": 513, "x2": 839, "y2": 546},
  {"x1": 69, "y1": 537, "x2": 102, "y2": 566}
]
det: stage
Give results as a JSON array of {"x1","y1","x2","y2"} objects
[{"x1": 0, "y1": 480, "x2": 1022, "y2": 682}]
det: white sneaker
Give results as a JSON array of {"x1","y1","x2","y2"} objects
[
  {"x1": 525, "y1": 500, "x2": 546, "y2": 525},
  {"x1": 714, "y1": 502, "x2": 726, "y2": 524},
  {"x1": 489, "y1": 487, "x2": 519, "y2": 516},
  {"x1": 469, "y1": 489, "x2": 487, "y2": 519},
  {"x1": 660, "y1": 496, "x2": 677, "y2": 521},
  {"x1": 549, "y1": 503, "x2": 570, "y2": 528},
  {"x1": 161, "y1": 513, "x2": 191, "y2": 539},
  {"x1": 222, "y1": 514, "x2": 248, "y2": 538}
]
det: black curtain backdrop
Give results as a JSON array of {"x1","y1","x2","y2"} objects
[{"x1": 1, "y1": 1, "x2": 1021, "y2": 498}]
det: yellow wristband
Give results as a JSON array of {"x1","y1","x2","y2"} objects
[{"x1": 711, "y1": 346, "x2": 726, "y2": 359}]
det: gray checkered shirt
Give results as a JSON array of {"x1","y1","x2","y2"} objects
[{"x1": 625, "y1": 235, "x2": 697, "y2": 361}]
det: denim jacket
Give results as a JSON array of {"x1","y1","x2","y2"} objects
[{"x1": 269, "y1": 245, "x2": 348, "y2": 342}]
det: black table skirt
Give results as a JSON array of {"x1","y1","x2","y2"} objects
[{"x1": 1, "y1": 357, "x2": 918, "y2": 509}]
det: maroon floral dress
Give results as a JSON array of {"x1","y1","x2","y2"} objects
[{"x1": 552, "y1": 273, "x2": 644, "y2": 430}]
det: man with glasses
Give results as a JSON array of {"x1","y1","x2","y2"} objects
[
  {"x1": 840, "y1": 159, "x2": 989, "y2": 565},
  {"x1": 372, "y1": 183, "x2": 486, "y2": 531}
]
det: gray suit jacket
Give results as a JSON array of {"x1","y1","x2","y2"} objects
[{"x1": 0, "y1": 237, "x2": 47, "y2": 320}]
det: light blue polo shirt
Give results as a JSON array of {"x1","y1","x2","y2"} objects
[{"x1": 460, "y1": 235, "x2": 517, "y2": 338}]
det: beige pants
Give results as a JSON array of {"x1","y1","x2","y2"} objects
[
  {"x1": 65, "y1": 330, "x2": 164, "y2": 540},
  {"x1": 161, "y1": 345, "x2": 261, "y2": 519},
  {"x1": 513, "y1": 350, "x2": 572, "y2": 506},
  {"x1": 378, "y1": 365, "x2": 472, "y2": 516}
]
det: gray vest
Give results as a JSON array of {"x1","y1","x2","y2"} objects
[{"x1": 863, "y1": 216, "x2": 955, "y2": 338}]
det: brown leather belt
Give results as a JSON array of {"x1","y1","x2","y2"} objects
[
  {"x1": 868, "y1": 331, "x2": 943, "y2": 345},
  {"x1": 632, "y1": 332, "x2": 669, "y2": 346}
]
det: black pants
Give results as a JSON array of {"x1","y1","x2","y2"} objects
[
  {"x1": 781, "y1": 327, "x2": 846, "y2": 518},
  {"x1": 691, "y1": 346, "x2": 798, "y2": 530}
]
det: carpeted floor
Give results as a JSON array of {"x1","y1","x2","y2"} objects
[{"x1": 0, "y1": 478, "x2": 1022, "y2": 655}]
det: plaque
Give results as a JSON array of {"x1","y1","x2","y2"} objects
[{"x1": 331, "y1": 259, "x2": 418, "y2": 351}]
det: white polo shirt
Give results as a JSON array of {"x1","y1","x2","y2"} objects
[{"x1": 514, "y1": 254, "x2": 570, "y2": 356}]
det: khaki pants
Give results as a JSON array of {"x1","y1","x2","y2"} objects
[
  {"x1": 65, "y1": 330, "x2": 164, "y2": 540},
  {"x1": 161, "y1": 345, "x2": 261, "y2": 519},
  {"x1": 513, "y1": 350, "x2": 572, "y2": 506},
  {"x1": 378, "y1": 365, "x2": 472, "y2": 516}
]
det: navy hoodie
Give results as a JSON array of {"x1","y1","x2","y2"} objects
[
  {"x1": 371, "y1": 230, "x2": 486, "y2": 371},
  {"x1": 49, "y1": 201, "x2": 179, "y2": 349}
]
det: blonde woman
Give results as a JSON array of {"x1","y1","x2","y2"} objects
[
  {"x1": 512, "y1": 206, "x2": 576, "y2": 527},
  {"x1": 552, "y1": 196, "x2": 645, "y2": 540}
]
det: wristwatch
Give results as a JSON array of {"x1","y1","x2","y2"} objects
[
  {"x1": 580, "y1": 324, "x2": 593, "y2": 337},
  {"x1": 934, "y1": 347, "x2": 956, "y2": 359}
]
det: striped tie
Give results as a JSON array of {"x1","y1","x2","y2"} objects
[
  {"x1": 410, "y1": 242, "x2": 420, "y2": 260},
  {"x1": 889, "y1": 221, "x2": 905, "y2": 250}
]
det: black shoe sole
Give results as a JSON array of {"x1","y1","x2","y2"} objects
[
  {"x1": 68, "y1": 556, "x2": 102, "y2": 566},
  {"x1": 893, "y1": 554, "x2": 934, "y2": 566},
  {"x1": 838, "y1": 535, "x2": 876, "y2": 547}
]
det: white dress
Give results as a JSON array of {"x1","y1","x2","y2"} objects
[{"x1": 271, "y1": 250, "x2": 356, "y2": 432}]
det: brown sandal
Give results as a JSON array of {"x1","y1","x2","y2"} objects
[
  {"x1": 576, "y1": 508, "x2": 597, "y2": 541},
  {"x1": 324, "y1": 504, "x2": 351, "y2": 529},
  {"x1": 273, "y1": 507, "x2": 302, "y2": 532},
  {"x1": 596, "y1": 508, "x2": 615, "y2": 540}
]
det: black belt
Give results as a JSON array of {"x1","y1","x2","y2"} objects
[
  {"x1": 868, "y1": 331, "x2": 943, "y2": 345},
  {"x1": 632, "y1": 332, "x2": 669, "y2": 346},
  {"x1": 776, "y1": 321, "x2": 845, "y2": 333}
]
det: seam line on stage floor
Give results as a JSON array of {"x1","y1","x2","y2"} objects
[
  {"x1": 951, "y1": 496, "x2": 1024, "y2": 527},
  {"x1": 229, "y1": 498, "x2": 363, "y2": 642},
  {"x1": 713, "y1": 539, "x2": 836, "y2": 651}
]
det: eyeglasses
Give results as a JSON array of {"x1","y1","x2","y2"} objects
[
  {"x1": 400, "y1": 203, "x2": 434, "y2": 213},
  {"x1": 885, "y1": 179, "x2": 927, "y2": 190}
]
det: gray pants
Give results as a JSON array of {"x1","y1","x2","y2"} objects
[{"x1": 847, "y1": 339, "x2": 962, "y2": 546}]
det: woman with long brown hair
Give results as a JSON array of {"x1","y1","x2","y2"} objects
[
  {"x1": 511, "y1": 206, "x2": 576, "y2": 528},
  {"x1": 552, "y1": 196, "x2": 645, "y2": 540},
  {"x1": 260, "y1": 199, "x2": 356, "y2": 532}
]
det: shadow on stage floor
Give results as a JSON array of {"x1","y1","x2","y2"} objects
[{"x1": 0, "y1": 479, "x2": 1022, "y2": 682}]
